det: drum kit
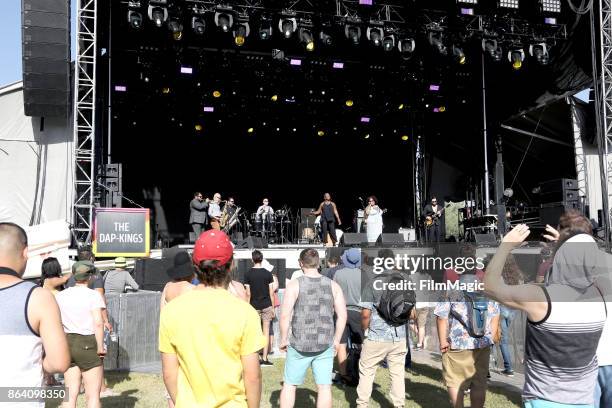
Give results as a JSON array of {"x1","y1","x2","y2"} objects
[{"x1": 248, "y1": 208, "x2": 292, "y2": 244}]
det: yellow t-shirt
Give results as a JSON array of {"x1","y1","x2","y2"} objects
[{"x1": 159, "y1": 288, "x2": 265, "y2": 407}]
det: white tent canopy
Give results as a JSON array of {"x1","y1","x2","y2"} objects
[{"x1": 0, "y1": 81, "x2": 74, "y2": 228}]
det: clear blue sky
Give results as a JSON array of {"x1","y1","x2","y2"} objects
[{"x1": 0, "y1": 0, "x2": 75, "y2": 87}]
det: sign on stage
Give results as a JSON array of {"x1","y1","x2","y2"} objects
[{"x1": 92, "y1": 208, "x2": 150, "y2": 257}]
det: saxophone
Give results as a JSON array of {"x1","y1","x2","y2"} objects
[
  {"x1": 223, "y1": 207, "x2": 241, "y2": 233},
  {"x1": 219, "y1": 205, "x2": 230, "y2": 229}
]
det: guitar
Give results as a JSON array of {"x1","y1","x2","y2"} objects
[{"x1": 424, "y1": 207, "x2": 444, "y2": 228}]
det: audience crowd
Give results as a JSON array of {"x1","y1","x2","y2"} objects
[{"x1": 1, "y1": 208, "x2": 611, "y2": 407}]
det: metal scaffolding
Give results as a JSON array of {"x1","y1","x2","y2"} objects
[{"x1": 72, "y1": 0, "x2": 98, "y2": 244}]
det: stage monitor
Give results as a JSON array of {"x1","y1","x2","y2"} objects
[
  {"x1": 340, "y1": 233, "x2": 368, "y2": 247},
  {"x1": 377, "y1": 233, "x2": 405, "y2": 247}
]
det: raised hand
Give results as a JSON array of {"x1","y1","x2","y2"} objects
[
  {"x1": 502, "y1": 224, "x2": 531, "y2": 247},
  {"x1": 543, "y1": 224, "x2": 560, "y2": 242}
]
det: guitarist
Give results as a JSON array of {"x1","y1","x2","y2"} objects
[{"x1": 423, "y1": 196, "x2": 444, "y2": 243}]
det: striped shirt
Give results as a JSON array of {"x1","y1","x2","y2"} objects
[{"x1": 523, "y1": 283, "x2": 607, "y2": 405}]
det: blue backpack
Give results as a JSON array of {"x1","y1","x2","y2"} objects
[{"x1": 450, "y1": 292, "x2": 488, "y2": 338}]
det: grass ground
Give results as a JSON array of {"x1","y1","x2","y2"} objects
[{"x1": 47, "y1": 359, "x2": 522, "y2": 407}]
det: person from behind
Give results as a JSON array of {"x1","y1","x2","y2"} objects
[
  {"x1": 333, "y1": 248, "x2": 364, "y2": 385},
  {"x1": 40, "y1": 257, "x2": 71, "y2": 295},
  {"x1": 244, "y1": 250, "x2": 275, "y2": 366},
  {"x1": 280, "y1": 248, "x2": 347, "y2": 408},
  {"x1": 56, "y1": 261, "x2": 107, "y2": 408},
  {"x1": 435, "y1": 273, "x2": 499, "y2": 408},
  {"x1": 321, "y1": 253, "x2": 342, "y2": 280},
  {"x1": 104, "y1": 257, "x2": 139, "y2": 295},
  {"x1": 159, "y1": 230, "x2": 264, "y2": 407},
  {"x1": 0, "y1": 222, "x2": 70, "y2": 406},
  {"x1": 410, "y1": 268, "x2": 434, "y2": 351},
  {"x1": 485, "y1": 210, "x2": 607, "y2": 407},
  {"x1": 497, "y1": 254, "x2": 523, "y2": 377},
  {"x1": 161, "y1": 251, "x2": 195, "y2": 308}
]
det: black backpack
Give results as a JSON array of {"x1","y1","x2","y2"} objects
[{"x1": 375, "y1": 273, "x2": 416, "y2": 327}]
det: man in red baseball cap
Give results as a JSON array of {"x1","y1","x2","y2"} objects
[{"x1": 159, "y1": 230, "x2": 264, "y2": 407}]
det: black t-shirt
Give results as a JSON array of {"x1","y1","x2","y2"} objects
[{"x1": 244, "y1": 268, "x2": 273, "y2": 310}]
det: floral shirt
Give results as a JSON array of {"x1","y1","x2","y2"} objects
[{"x1": 434, "y1": 291, "x2": 499, "y2": 350}]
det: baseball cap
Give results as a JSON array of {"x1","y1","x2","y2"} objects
[
  {"x1": 192, "y1": 230, "x2": 233, "y2": 266},
  {"x1": 72, "y1": 261, "x2": 95, "y2": 280}
]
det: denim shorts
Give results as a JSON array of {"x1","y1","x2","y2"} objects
[{"x1": 283, "y1": 346, "x2": 334, "y2": 386}]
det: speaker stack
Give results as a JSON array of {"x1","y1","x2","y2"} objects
[
  {"x1": 21, "y1": 0, "x2": 71, "y2": 117},
  {"x1": 538, "y1": 179, "x2": 580, "y2": 226}
]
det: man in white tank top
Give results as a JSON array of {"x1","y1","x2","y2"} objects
[{"x1": 0, "y1": 222, "x2": 69, "y2": 407}]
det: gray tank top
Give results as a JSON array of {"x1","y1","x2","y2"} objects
[{"x1": 290, "y1": 275, "x2": 335, "y2": 353}]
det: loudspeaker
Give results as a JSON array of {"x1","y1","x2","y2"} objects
[
  {"x1": 540, "y1": 189, "x2": 580, "y2": 203},
  {"x1": 377, "y1": 233, "x2": 405, "y2": 247},
  {"x1": 340, "y1": 233, "x2": 368, "y2": 247},
  {"x1": 474, "y1": 234, "x2": 497, "y2": 246},
  {"x1": 238, "y1": 236, "x2": 267, "y2": 249},
  {"x1": 539, "y1": 201, "x2": 580, "y2": 226},
  {"x1": 539, "y1": 178, "x2": 578, "y2": 194},
  {"x1": 22, "y1": 0, "x2": 71, "y2": 117},
  {"x1": 133, "y1": 258, "x2": 172, "y2": 292}
]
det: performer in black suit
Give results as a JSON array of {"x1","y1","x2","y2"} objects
[
  {"x1": 189, "y1": 192, "x2": 209, "y2": 241},
  {"x1": 423, "y1": 196, "x2": 444, "y2": 243}
]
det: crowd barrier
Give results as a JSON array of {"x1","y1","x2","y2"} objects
[{"x1": 103, "y1": 290, "x2": 526, "y2": 375}]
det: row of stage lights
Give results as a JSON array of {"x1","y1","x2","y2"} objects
[{"x1": 127, "y1": 0, "x2": 560, "y2": 66}]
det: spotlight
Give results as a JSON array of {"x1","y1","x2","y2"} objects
[
  {"x1": 214, "y1": 9, "x2": 233, "y2": 32},
  {"x1": 345, "y1": 21, "x2": 362, "y2": 45},
  {"x1": 148, "y1": 6, "x2": 167, "y2": 27},
  {"x1": 345, "y1": 99, "x2": 354, "y2": 107},
  {"x1": 530, "y1": 43, "x2": 549, "y2": 65},
  {"x1": 398, "y1": 38, "x2": 416, "y2": 58},
  {"x1": 401, "y1": 135, "x2": 409, "y2": 141},
  {"x1": 247, "y1": 127, "x2": 254, "y2": 133},
  {"x1": 279, "y1": 15, "x2": 297, "y2": 38},
  {"x1": 428, "y1": 31, "x2": 447, "y2": 56},
  {"x1": 317, "y1": 130, "x2": 325, "y2": 137},
  {"x1": 320, "y1": 23, "x2": 333, "y2": 46},
  {"x1": 212, "y1": 90, "x2": 221, "y2": 98},
  {"x1": 192, "y1": 16, "x2": 205, "y2": 35},
  {"x1": 162, "y1": 87, "x2": 171, "y2": 94},
  {"x1": 508, "y1": 48, "x2": 525, "y2": 70},
  {"x1": 233, "y1": 19, "x2": 250, "y2": 47},
  {"x1": 128, "y1": 11, "x2": 143, "y2": 29},
  {"x1": 498, "y1": 0, "x2": 519, "y2": 9},
  {"x1": 482, "y1": 39, "x2": 503, "y2": 62},
  {"x1": 452, "y1": 46, "x2": 466, "y2": 64},
  {"x1": 195, "y1": 124, "x2": 203, "y2": 132},
  {"x1": 271, "y1": 94, "x2": 278, "y2": 101},
  {"x1": 259, "y1": 16, "x2": 272, "y2": 40},
  {"x1": 540, "y1": 0, "x2": 560, "y2": 13},
  {"x1": 299, "y1": 26, "x2": 315, "y2": 51},
  {"x1": 382, "y1": 34, "x2": 395, "y2": 52},
  {"x1": 457, "y1": 0, "x2": 477, "y2": 3},
  {"x1": 367, "y1": 25, "x2": 384, "y2": 47},
  {"x1": 168, "y1": 18, "x2": 183, "y2": 40}
]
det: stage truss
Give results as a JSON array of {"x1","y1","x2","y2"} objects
[{"x1": 72, "y1": 0, "x2": 98, "y2": 244}]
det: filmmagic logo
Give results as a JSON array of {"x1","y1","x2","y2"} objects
[
  {"x1": 372, "y1": 254, "x2": 486, "y2": 275},
  {"x1": 372, "y1": 278, "x2": 484, "y2": 293}
]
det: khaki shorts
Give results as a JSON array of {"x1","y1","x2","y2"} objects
[
  {"x1": 441, "y1": 348, "x2": 490, "y2": 390},
  {"x1": 67, "y1": 333, "x2": 102, "y2": 371},
  {"x1": 258, "y1": 306, "x2": 275, "y2": 322},
  {"x1": 415, "y1": 307, "x2": 429, "y2": 328}
]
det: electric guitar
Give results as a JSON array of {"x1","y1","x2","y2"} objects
[{"x1": 424, "y1": 207, "x2": 444, "y2": 228}]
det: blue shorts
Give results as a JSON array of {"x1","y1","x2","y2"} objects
[
  {"x1": 283, "y1": 346, "x2": 334, "y2": 386},
  {"x1": 524, "y1": 400, "x2": 593, "y2": 408}
]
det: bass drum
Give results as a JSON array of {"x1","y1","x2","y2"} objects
[{"x1": 302, "y1": 227, "x2": 315, "y2": 240}]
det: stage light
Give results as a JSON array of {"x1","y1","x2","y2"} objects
[
  {"x1": 398, "y1": 38, "x2": 416, "y2": 58},
  {"x1": 482, "y1": 39, "x2": 503, "y2": 62},
  {"x1": 367, "y1": 26, "x2": 384, "y2": 47},
  {"x1": 428, "y1": 31, "x2": 447, "y2": 56},
  {"x1": 401, "y1": 135, "x2": 409, "y2": 141},
  {"x1": 498, "y1": 0, "x2": 519, "y2": 9},
  {"x1": 382, "y1": 34, "x2": 395, "y2": 52},
  {"x1": 452, "y1": 46, "x2": 466, "y2": 64},
  {"x1": 317, "y1": 130, "x2": 325, "y2": 136},
  {"x1": 332, "y1": 62, "x2": 344, "y2": 69},
  {"x1": 180, "y1": 66, "x2": 193, "y2": 74},
  {"x1": 259, "y1": 16, "x2": 272, "y2": 40},
  {"x1": 457, "y1": 0, "x2": 477, "y2": 3},
  {"x1": 544, "y1": 17, "x2": 558, "y2": 24},
  {"x1": 320, "y1": 28, "x2": 333, "y2": 46},
  {"x1": 279, "y1": 16, "x2": 297, "y2": 38},
  {"x1": 203, "y1": 106, "x2": 214, "y2": 112},
  {"x1": 234, "y1": 23, "x2": 249, "y2": 46},
  {"x1": 361, "y1": 117, "x2": 371, "y2": 123},
  {"x1": 540, "y1": 0, "x2": 560, "y2": 13},
  {"x1": 398, "y1": 103, "x2": 404, "y2": 110},
  {"x1": 290, "y1": 59, "x2": 302, "y2": 66},
  {"x1": 168, "y1": 18, "x2": 183, "y2": 40},
  {"x1": 148, "y1": 6, "x2": 167, "y2": 27},
  {"x1": 212, "y1": 90, "x2": 221, "y2": 98},
  {"x1": 529, "y1": 43, "x2": 549, "y2": 65},
  {"x1": 192, "y1": 16, "x2": 205, "y2": 35},
  {"x1": 364, "y1": 134, "x2": 370, "y2": 139},
  {"x1": 247, "y1": 127, "x2": 254, "y2": 133},
  {"x1": 271, "y1": 94, "x2": 278, "y2": 101},
  {"x1": 360, "y1": 0, "x2": 373, "y2": 4},
  {"x1": 299, "y1": 27, "x2": 315, "y2": 51},
  {"x1": 128, "y1": 11, "x2": 143, "y2": 29},
  {"x1": 429, "y1": 84, "x2": 440, "y2": 91},
  {"x1": 195, "y1": 124, "x2": 203, "y2": 131},
  {"x1": 214, "y1": 10, "x2": 233, "y2": 33},
  {"x1": 508, "y1": 48, "x2": 525, "y2": 70},
  {"x1": 162, "y1": 87, "x2": 171, "y2": 94},
  {"x1": 345, "y1": 23, "x2": 362, "y2": 45},
  {"x1": 345, "y1": 99, "x2": 354, "y2": 107},
  {"x1": 114, "y1": 85, "x2": 127, "y2": 92},
  {"x1": 439, "y1": 106, "x2": 446, "y2": 112}
]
